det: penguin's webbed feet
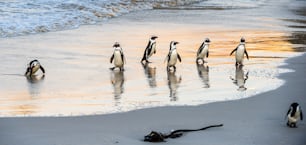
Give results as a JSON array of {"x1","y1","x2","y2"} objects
[{"x1": 287, "y1": 122, "x2": 297, "y2": 128}]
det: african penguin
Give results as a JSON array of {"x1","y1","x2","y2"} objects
[
  {"x1": 110, "y1": 42, "x2": 126, "y2": 71},
  {"x1": 196, "y1": 38, "x2": 210, "y2": 64},
  {"x1": 141, "y1": 36, "x2": 158, "y2": 64},
  {"x1": 230, "y1": 37, "x2": 249, "y2": 66},
  {"x1": 286, "y1": 102, "x2": 303, "y2": 128},
  {"x1": 165, "y1": 41, "x2": 181, "y2": 71},
  {"x1": 25, "y1": 59, "x2": 45, "y2": 77}
]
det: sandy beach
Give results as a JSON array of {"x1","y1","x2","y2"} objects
[{"x1": 0, "y1": 0, "x2": 306, "y2": 144}]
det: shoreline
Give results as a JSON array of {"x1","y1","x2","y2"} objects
[
  {"x1": 0, "y1": 53, "x2": 305, "y2": 145},
  {"x1": 0, "y1": 13, "x2": 299, "y2": 117}
]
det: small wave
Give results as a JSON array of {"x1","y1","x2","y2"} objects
[{"x1": 0, "y1": 0, "x2": 204, "y2": 37}]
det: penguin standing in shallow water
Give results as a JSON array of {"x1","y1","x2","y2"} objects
[
  {"x1": 141, "y1": 36, "x2": 158, "y2": 64},
  {"x1": 230, "y1": 37, "x2": 249, "y2": 66},
  {"x1": 196, "y1": 38, "x2": 210, "y2": 64},
  {"x1": 286, "y1": 102, "x2": 303, "y2": 128},
  {"x1": 110, "y1": 42, "x2": 126, "y2": 71},
  {"x1": 165, "y1": 41, "x2": 181, "y2": 71},
  {"x1": 25, "y1": 59, "x2": 45, "y2": 77}
]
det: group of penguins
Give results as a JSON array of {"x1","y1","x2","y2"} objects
[
  {"x1": 24, "y1": 36, "x2": 303, "y2": 128},
  {"x1": 111, "y1": 36, "x2": 248, "y2": 72}
]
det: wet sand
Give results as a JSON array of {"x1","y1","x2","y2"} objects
[{"x1": 0, "y1": 53, "x2": 305, "y2": 145}]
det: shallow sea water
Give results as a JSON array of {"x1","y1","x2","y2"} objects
[{"x1": 0, "y1": 0, "x2": 305, "y2": 117}]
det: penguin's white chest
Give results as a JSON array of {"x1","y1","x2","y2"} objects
[
  {"x1": 288, "y1": 110, "x2": 301, "y2": 123},
  {"x1": 168, "y1": 50, "x2": 178, "y2": 66},
  {"x1": 198, "y1": 45, "x2": 208, "y2": 58},
  {"x1": 236, "y1": 45, "x2": 245, "y2": 62},
  {"x1": 149, "y1": 43, "x2": 156, "y2": 57},
  {"x1": 32, "y1": 65, "x2": 40, "y2": 74},
  {"x1": 114, "y1": 51, "x2": 123, "y2": 67}
]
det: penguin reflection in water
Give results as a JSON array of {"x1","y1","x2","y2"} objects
[
  {"x1": 141, "y1": 36, "x2": 158, "y2": 64},
  {"x1": 25, "y1": 59, "x2": 45, "y2": 78},
  {"x1": 286, "y1": 102, "x2": 303, "y2": 128},
  {"x1": 167, "y1": 71, "x2": 182, "y2": 101},
  {"x1": 110, "y1": 42, "x2": 126, "y2": 71},
  {"x1": 196, "y1": 38, "x2": 210, "y2": 64},
  {"x1": 165, "y1": 41, "x2": 181, "y2": 72},
  {"x1": 110, "y1": 70, "x2": 125, "y2": 100},
  {"x1": 196, "y1": 63, "x2": 210, "y2": 88},
  {"x1": 230, "y1": 37, "x2": 249, "y2": 66},
  {"x1": 142, "y1": 63, "x2": 157, "y2": 88},
  {"x1": 230, "y1": 65, "x2": 249, "y2": 91}
]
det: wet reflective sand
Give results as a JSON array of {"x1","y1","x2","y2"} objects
[{"x1": 0, "y1": 0, "x2": 305, "y2": 116}]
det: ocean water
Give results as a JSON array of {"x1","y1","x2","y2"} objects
[
  {"x1": 0, "y1": 0, "x2": 305, "y2": 117},
  {"x1": 0, "y1": 0, "x2": 203, "y2": 37}
]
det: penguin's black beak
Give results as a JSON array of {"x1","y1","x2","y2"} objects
[{"x1": 174, "y1": 42, "x2": 179, "y2": 45}]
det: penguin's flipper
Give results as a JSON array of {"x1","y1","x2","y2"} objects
[
  {"x1": 25, "y1": 67, "x2": 31, "y2": 76},
  {"x1": 110, "y1": 54, "x2": 114, "y2": 63},
  {"x1": 197, "y1": 43, "x2": 204, "y2": 56},
  {"x1": 301, "y1": 109, "x2": 303, "y2": 120},
  {"x1": 230, "y1": 47, "x2": 238, "y2": 56},
  {"x1": 121, "y1": 52, "x2": 126, "y2": 64},
  {"x1": 164, "y1": 53, "x2": 170, "y2": 63},
  {"x1": 40, "y1": 66, "x2": 45, "y2": 74},
  {"x1": 245, "y1": 50, "x2": 249, "y2": 60},
  {"x1": 145, "y1": 41, "x2": 151, "y2": 53},
  {"x1": 206, "y1": 51, "x2": 209, "y2": 58},
  {"x1": 285, "y1": 107, "x2": 291, "y2": 120},
  {"x1": 141, "y1": 50, "x2": 147, "y2": 62},
  {"x1": 177, "y1": 53, "x2": 182, "y2": 62}
]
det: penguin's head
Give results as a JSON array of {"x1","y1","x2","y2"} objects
[
  {"x1": 240, "y1": 37, "x2": 246, "y2": 43},
  {"x1": 113, "y1": 42, "x2": 120, "y2": 48},
  {"x1": 29, "y1": 59, "x2": 40, "y2": 67},
  {"x1": 170, "y1": 41, "x2": 179, "y2": 50},
  {"x1": 204, "y1": 38, "x2": 210, "y2": 44},
  {"x1": 151, "y1": 36, "x2": 158, "y2": 40}
]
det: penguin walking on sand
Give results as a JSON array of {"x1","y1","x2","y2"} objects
[
  {"x1": 25, "y1": 59, "x2": 45, "y2": 77},
  {"x1": 286, "y1": 102, "x2": 303, "y2": 128},
  {"x1": 165, "y1": 41, "x2": 181, "y2": 72},
  {"x1": 110, "y1": 42, "x2": 126, "y2": 71},
  {"x1": 196, "y1": 38, "x2": 210, "y2": 64},
  {"x1": 141, "y1": 36, "x2": 158, "y2": 64},
  {"x1": 230, "y1": 37, "x2": 249, "y2": 66}
]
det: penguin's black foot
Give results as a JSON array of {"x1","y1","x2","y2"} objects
[
  {"x1": 110, "y1": 67, "x2": 116, "y2": 71},
  {"x1": 120, "y1": 67, "x2": 125, "y2": 72},
  {"x1": 287, "y1": 122, "x2": 297, "y2": 128}
]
